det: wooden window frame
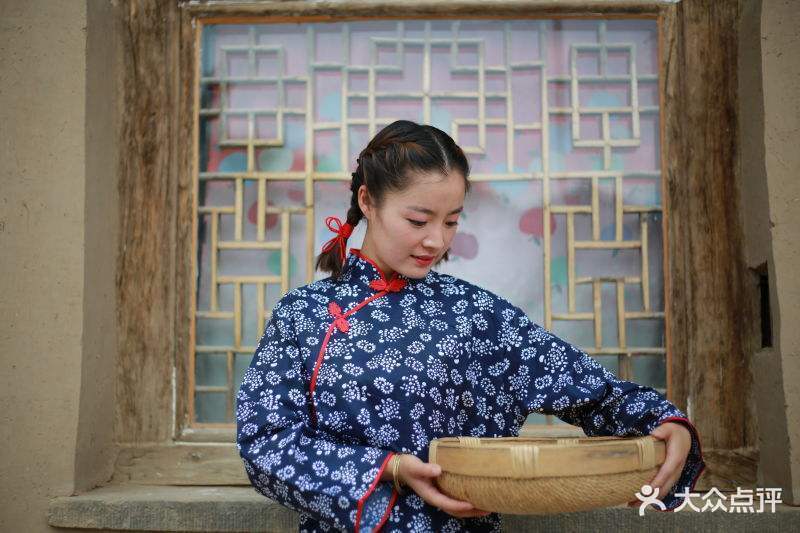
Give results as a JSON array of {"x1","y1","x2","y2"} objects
[{"x1": 116, "y1": 0, "x2": 752, "y2": 489}]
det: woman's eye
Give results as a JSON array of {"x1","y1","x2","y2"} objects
[{"x1": 408, "y1": 219, "x2": 459, "y2": 227}]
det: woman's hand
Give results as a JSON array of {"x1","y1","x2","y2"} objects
[
  {"x1": 396, "y1": 454, "x2": 492, "y2": 519},
  {"x1": 628, "y1": 421, "x2": 691, "y2": 506}
]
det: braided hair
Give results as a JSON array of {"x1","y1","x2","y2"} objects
[{"x1": 315, "y1": 120, "x2": 471, "y2": 278}]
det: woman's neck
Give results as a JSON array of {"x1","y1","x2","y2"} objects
[{"x1": 358, "y1": 242, "x2": 395, "y2": 280}]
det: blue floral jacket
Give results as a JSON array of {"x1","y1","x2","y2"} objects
[{"x1": 236, "y1": 248, "x2": 705, "y2": 532}]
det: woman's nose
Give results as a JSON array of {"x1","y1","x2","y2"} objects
[{"x1": 423, "y1": 227, "x2": 444, "y2": 249}]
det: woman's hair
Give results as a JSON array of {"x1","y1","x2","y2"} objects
[{"x1": 315, "y1": 120, "x2": 471, "y2": 278}]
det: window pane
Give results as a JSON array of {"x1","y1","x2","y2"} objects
[{"x1": 194, "y1": 19, "x2": 664, "y2": 426}]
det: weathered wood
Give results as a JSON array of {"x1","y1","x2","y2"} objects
[
  {"x1": 175, "y1": 2, "x2": 198, "y2": 438},
  {"x1": 658, "y1": 0, "x2": 684, "y2": 416},
  {"x1": 116, "y1": 0, "x2": 181, "y2": 444},
  {"x1": 695, "y1": 447, "x2": 759, "y2": 492},
  {"x1": 112, "y1": 445, "x2": 249, "y2": 485},
  {"x1": 184, "y1": 0, "x2": 670, "y2": 20},
  {"x1": 660, "y1": 0, "x2": 755, "y2": 453},
  {"x1": 179, "y1": 427, "x2": 237, "y2": 443}
]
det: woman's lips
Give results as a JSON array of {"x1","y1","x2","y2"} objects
[{"x1": 412, "y1": 255, "x2": 434, "y2": 266}]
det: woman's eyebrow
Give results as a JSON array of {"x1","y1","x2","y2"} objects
[{"x1": 407, "y1": 205, "x2": 464, "y2": 215}]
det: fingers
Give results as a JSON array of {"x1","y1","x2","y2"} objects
[
  {"x1": 403, "y1": 456, "x2": 441, "y2": 479},
  {"x1": 396, "y1": 455, "x2": 440, "y2": 494},
  {"x1": 661, "y1": 459, "x2": 686, "y2": 496},
  {"x1": 649, "y1": 425, "x2": 668, "y2": 440},
  {"x1": 441, "y1": 505, "x2": 492, "y2": 519},
  {"x1": 413, "y1": 479, "x2": 475, "y2": 513},
  {"x1": 402, "y1": 458, "x2": 492, "y2": 518},
  {"x1": 649, "y1": 442, "x2": 687, "y2": 497}
]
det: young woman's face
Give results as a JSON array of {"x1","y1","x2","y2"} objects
[{"x1": 358, "y1": 170, "x2": 466, "y2": 280}]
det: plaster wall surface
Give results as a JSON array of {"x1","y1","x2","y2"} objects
[
  {"x1": 737, "y1": 0, "x2": 771, "y2": 269},
  {"x1": 760, "y1": 0, "x2": 800, "y2": 505},
  {"x1": 74, "y1": 0, "x2": 119, "y2": 495},
  {"x1": 0, "y1": 0, "x2": 119, "y2": 531}
]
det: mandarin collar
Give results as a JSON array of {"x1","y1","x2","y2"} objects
[{"x1": 341, "y1": 248, "x2": 419, "y2": 292}]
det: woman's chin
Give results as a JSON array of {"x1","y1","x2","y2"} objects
[
  {"x1": 410, "y1": 265, "x2": 434, "y2": 279},
  {"x1": 398, "y1": 261, "x2": 430, "y2": 279}
]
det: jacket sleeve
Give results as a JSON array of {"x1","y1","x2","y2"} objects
[
  {"x1": 236, "y1": 294, "x2": 398, "y2": 532},
  {"x1": 488, "y1": 295, "x2": 706, "y2": 511}
]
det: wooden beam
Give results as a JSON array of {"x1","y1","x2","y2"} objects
[
  {"x1": 116, "y1": 0, "x2": 181, "y2": 444},
  {"x1": 175, "y1": 1, "x2": 198, "y2": 440},
  {"x1": 184, "y1": 0, "x2": 671, "y2": 20},
  {"x1": 697, "y1": 448, "x2": 759, "y2": 492},
  {"x1": 660, "y1": 0, "x2": 756, "y2": 451},
  {"x1": 112, "y1": 445, "x2": 248, "y2": 485}
]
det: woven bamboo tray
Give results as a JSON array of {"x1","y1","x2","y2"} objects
[{"x1": 428, "y1": 435, "x2": 665, "y2": 515}]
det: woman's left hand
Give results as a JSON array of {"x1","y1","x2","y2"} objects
[{"x1": 629, "y1": 421, "x2": 691, "y2": 505}]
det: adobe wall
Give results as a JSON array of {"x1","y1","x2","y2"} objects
[
  {"x1": 0, "y1": 0, "x2": 119, "y2": 531},
  {"x1": 756, "y1": 0, "x2": 800, "y2": 504}
]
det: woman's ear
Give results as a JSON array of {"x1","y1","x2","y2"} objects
[{"x1": 357, "y1": 184, "x2": 373, "y2": 221}]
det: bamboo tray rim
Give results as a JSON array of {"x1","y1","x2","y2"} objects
[{"x1": 429, "y1": 435, "x2": 666, "y2": 479}]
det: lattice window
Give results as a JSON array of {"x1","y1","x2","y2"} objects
[{"x1": 192, "y1": 19, "x2": 664, "y2": 426}]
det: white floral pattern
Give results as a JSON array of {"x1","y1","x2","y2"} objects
[{"x1": 237, "y1": 249, "x2": 705, "y2": 532}]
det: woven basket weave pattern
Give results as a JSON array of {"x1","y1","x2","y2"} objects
[
  {"x1": 436, "y1": 469, "x2": 657, "y2": 514},
  {"x1": 428, "y1": 435, "x2": 665, "y2": 514}
]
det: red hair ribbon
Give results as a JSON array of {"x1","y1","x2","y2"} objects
[{"x1": 321, "y1": 216, "x2": 353, "y2": 264}]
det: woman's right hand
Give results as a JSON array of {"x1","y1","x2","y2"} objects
[{"x1": 396, "y1": 454, "x2": 492, "y2": 519}]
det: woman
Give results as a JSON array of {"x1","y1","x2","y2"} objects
[{"x1": 236, "y1": 120, "x2": 705, "y2": 532}]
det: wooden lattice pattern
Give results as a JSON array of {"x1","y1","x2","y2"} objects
[{"x1": 192, "y1": 19, "x2": 664, "y2": 425}]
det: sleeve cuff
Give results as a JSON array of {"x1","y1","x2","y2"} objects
[{"x1": 354, "y1": 451, "x2": 400, "y2": 532}]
